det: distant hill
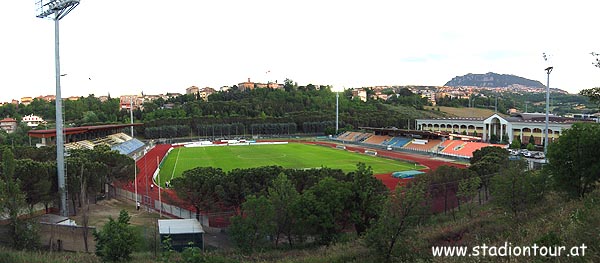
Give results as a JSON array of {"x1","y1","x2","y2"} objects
[{"x1": 445, "y1": 72, "x2": 545, "y2": 88}]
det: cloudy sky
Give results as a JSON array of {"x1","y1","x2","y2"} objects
[{"x1": 1, "y1": 0, "x2": 599, "y2": 102}]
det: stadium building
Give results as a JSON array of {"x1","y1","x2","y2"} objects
[
  {"x1": 27, "y1": 123, "x2": 145, "y2": 156},
  {"x1": 416, "y1": 113, "x2": 584, "y2": 144}
]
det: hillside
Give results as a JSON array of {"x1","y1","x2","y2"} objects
[
  {"x1": 427, "y1": 106, "x2": 506, "y2": 118},
  {"x1": 445, "y1": 72, "x2": 545, "y2": 88}
]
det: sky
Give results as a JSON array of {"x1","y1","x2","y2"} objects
[{"x1": 1, "y1": 0, "x2": 599, "y2": 102}]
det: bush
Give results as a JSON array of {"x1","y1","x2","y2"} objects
[
  {"x1": 94, "y1": 210, "x2": 138, "y2": 262},
  {"x1": 526, "y1": 143, "x2": 535, "y2": 151}
]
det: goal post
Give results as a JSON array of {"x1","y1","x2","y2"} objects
[{"x1": 365, "y1": 150, "x2": 378, "y2": 156}]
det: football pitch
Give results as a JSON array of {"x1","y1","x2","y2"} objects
[{"x1": 157, "y1": 143, "x2": 424, "y2": 184}]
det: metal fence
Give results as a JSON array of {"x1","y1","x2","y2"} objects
[{"x1": 114, "y1": 188, "x2": 209, "y2": 226}]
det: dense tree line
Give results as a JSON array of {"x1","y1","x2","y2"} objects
[
  {"x1": 0, "y1": 82, "x2": 443, "y2": 144},
  {"x1": 0, "y1": 145, "x2": 135, "y2": 251},
  {"x1": 0, "y1": 95, "x2": 127, "y2": 127},
  {"x1": 172, "y1": 163, "x2": 388, "y2": 249},
  {"x1": 140, "y1": 85, "x2": 433, "y2": 138}
]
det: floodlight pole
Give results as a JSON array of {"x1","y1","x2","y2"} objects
[
  {"x1": 131, "y1": 97, "x2": 138, "y2": 205},
  {"x1": 544, "y1": 66, "x2": 553, "y2": 155},
  {"x1": 335, "y1": 92, "x2": 339, "y2": 133},
  {"x1": 53, "y1": 10, "x2": 68, "y2": 217},
  {"x1": 37, "y1": 0, "x2": 81, "y2": 217}
]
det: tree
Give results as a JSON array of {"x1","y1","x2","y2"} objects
[
  {"x1": 510, "y1": 137, "x2": 521, "y2": 149},
  {"x1": 579, "y1": 87, "x2": 600, "y2": 108},
  {"x1": 172, "y1": 167, "x2": 224, "y2": 220},
  {"x1": 428, "y1": 165, "x2": 468, "y2": 216},
  {"x1": 365, "y1": 176, "x2": 430, "y2": 262},
  {"x1": 457, "y1": 173, "x2": 481, "y2": 217},
  {"x1": 267, "y1": 173, "x2": 299, "y2": 247},
  {"x1": 94, "y1": 210, "x2": 138, "y2": 262},
  {"x1": 547, "y1": 123, "x2": 600, "y2": 198},
  {"x1": 14, "y1": 159, "x2": 52, "y2": 210},
  {"x1": 0, "y1": 148, "x2": 40, "y2": 250},
  {"x1": 470, "y1": 146, "x2": 509, "y2": 202},
  {"x1": 348, "y1": 163, "x2": 387, "y2": 235},
  {"x1": 491, "y1": 160, "x2": 547, "y2": 217},
  {"x1": 529, "y1": 134, "x2": 535, "y2": 145},
  {"x1": 228, "y1": 195, "x2": 275, "y2": 252},
  {"x1": 526, "y1": 143, "x2": 535, "y2": 151},
  {"x1": 295, "y1": 177, "x2": 352, "y2": 244}
]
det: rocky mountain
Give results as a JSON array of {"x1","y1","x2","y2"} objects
[{"x1": 444, "y1": 72, "x2": 545, "y2": 88}]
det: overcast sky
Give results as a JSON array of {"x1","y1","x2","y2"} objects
[{"x1": 1, "y1": 0, "x2": 599, "y2": 102}]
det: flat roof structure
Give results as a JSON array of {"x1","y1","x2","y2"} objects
[{"x1": 158, "y1": 219, "x2": 204, "y2": 235}]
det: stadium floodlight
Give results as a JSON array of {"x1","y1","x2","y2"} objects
[
  {"x1": 36, "y1": 0, "x2": 80, "y2": 217},
  {"x1": 36, "y1": 0, "x2": 80, "y2": 20},
  {"x1": 335, "y1": 92, "x2": 339, "y2": 133},
  {"x1": 544, "y1": 66, "x2": 553, "y2": 156}
]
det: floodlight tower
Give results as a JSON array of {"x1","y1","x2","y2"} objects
[
  {"x1": 542, "y1": 53, "x2": 552, "y2": 156},
  {"x1": 544, "y1": 66, "x2": 553, "y2": 155},
  {"x1": 36, "y1": 0, "x2": 80, "y2": 217},
  {"x1": 335, "y1": 92, "x2": 339, "y2": 133}
]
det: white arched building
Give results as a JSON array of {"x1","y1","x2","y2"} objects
[
  {"x1": 22, "y1": 114, "x2": 45, "y2": 127},
  {"x1": 416, "y1": 113, "x2": 581, "y2": 145}
]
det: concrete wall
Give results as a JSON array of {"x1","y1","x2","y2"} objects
[{"x1": 39, "y1": 223, "x2": 97, "y2": 252}]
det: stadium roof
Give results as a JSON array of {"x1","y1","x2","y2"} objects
[
  {"x1": 359, "y1": 127, "x2": 444, "y2": 137},
  {"x1": 27, "y1": 123, "x2": 143, "y2": 139}
]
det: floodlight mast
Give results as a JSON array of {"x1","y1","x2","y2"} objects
[
  {"x1": 544, "y1": 66, "x2": 553, "y2": 156},
  {"x1": 36, "y1": 0, "x2": 80, "y2": 217}
]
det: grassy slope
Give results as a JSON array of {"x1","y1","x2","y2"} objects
[
  {"x1": 383, "y1": 104, "x2": 447, "y2": 119},
  {"x1": 158, "y1": 143, "x2": 424, "y2": 184},
  {"x1": 425, "y1": 106, "x2": 507, "y2": 118}
]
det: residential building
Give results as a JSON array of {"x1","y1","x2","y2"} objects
[
  {"x1": 352, "y1": 89, "x2": 368, "y2": 102},
  {"x1": 98, "y1": 95, "x2": 110, "y2": 102},
  {"x1": 20, "y1": 97, "x2": 33, "y2": 106},
  {"x1": 0, "y1": 118, "x2": 18, "y2": 133},
  {"x1": 120, "y1": 95, "x2": 141, "y2": 110},
  {"x1": 198, "y1": 87, "x2": 216, "y2": 101},
  {"x1": 36, "y1": 95, "x2": 56, "y2": 102},
  {"x1": 186, "y1": 86, "x2": 200, "y2": 95},
  {"x1": 22, "y1": 114, "x2": 45, "y2": 127},
  {"x1": 238, "y1": 78, "x2": 255, "y2": 91}
]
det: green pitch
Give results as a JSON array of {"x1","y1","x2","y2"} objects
[{"x1": 157, "y1": 143, "x2": 424, "y2": 184}]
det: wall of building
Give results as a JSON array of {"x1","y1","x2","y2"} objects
[{"x1": 39, "y1": 223, "x2": 97, "y2": 252}]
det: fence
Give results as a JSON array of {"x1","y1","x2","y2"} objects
[{"x1": 114, "y1": 187, "x2": 209, "y2": 226}]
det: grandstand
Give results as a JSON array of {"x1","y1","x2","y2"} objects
[
  {"x1": 112, "y1": 138, "x2": 145, "y2": 156},
  {"x1": 63, "y1": 133, "x2": 145, "y2": 156},
  {"x1": 363, "y1": 135, "x2": 389, "y2": 145},
  {"x1": 403, "y1": 139, "x2": 443, "y2": 152},
  {"x1": 335, "y1": 127, "x2": 506, "y2": 159},
  {"x1": 29, "y1": 124, "x2": 145, "y2": 157},
  {"x1": 335, "y1": 131, "x2": 373, "y2": 143},
  {"x1": 438, "y1": 141, "x2": 506, "y2": 158},
  {"x1": 387, "y1": 137, "x2": 412, "y2": 148}
]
